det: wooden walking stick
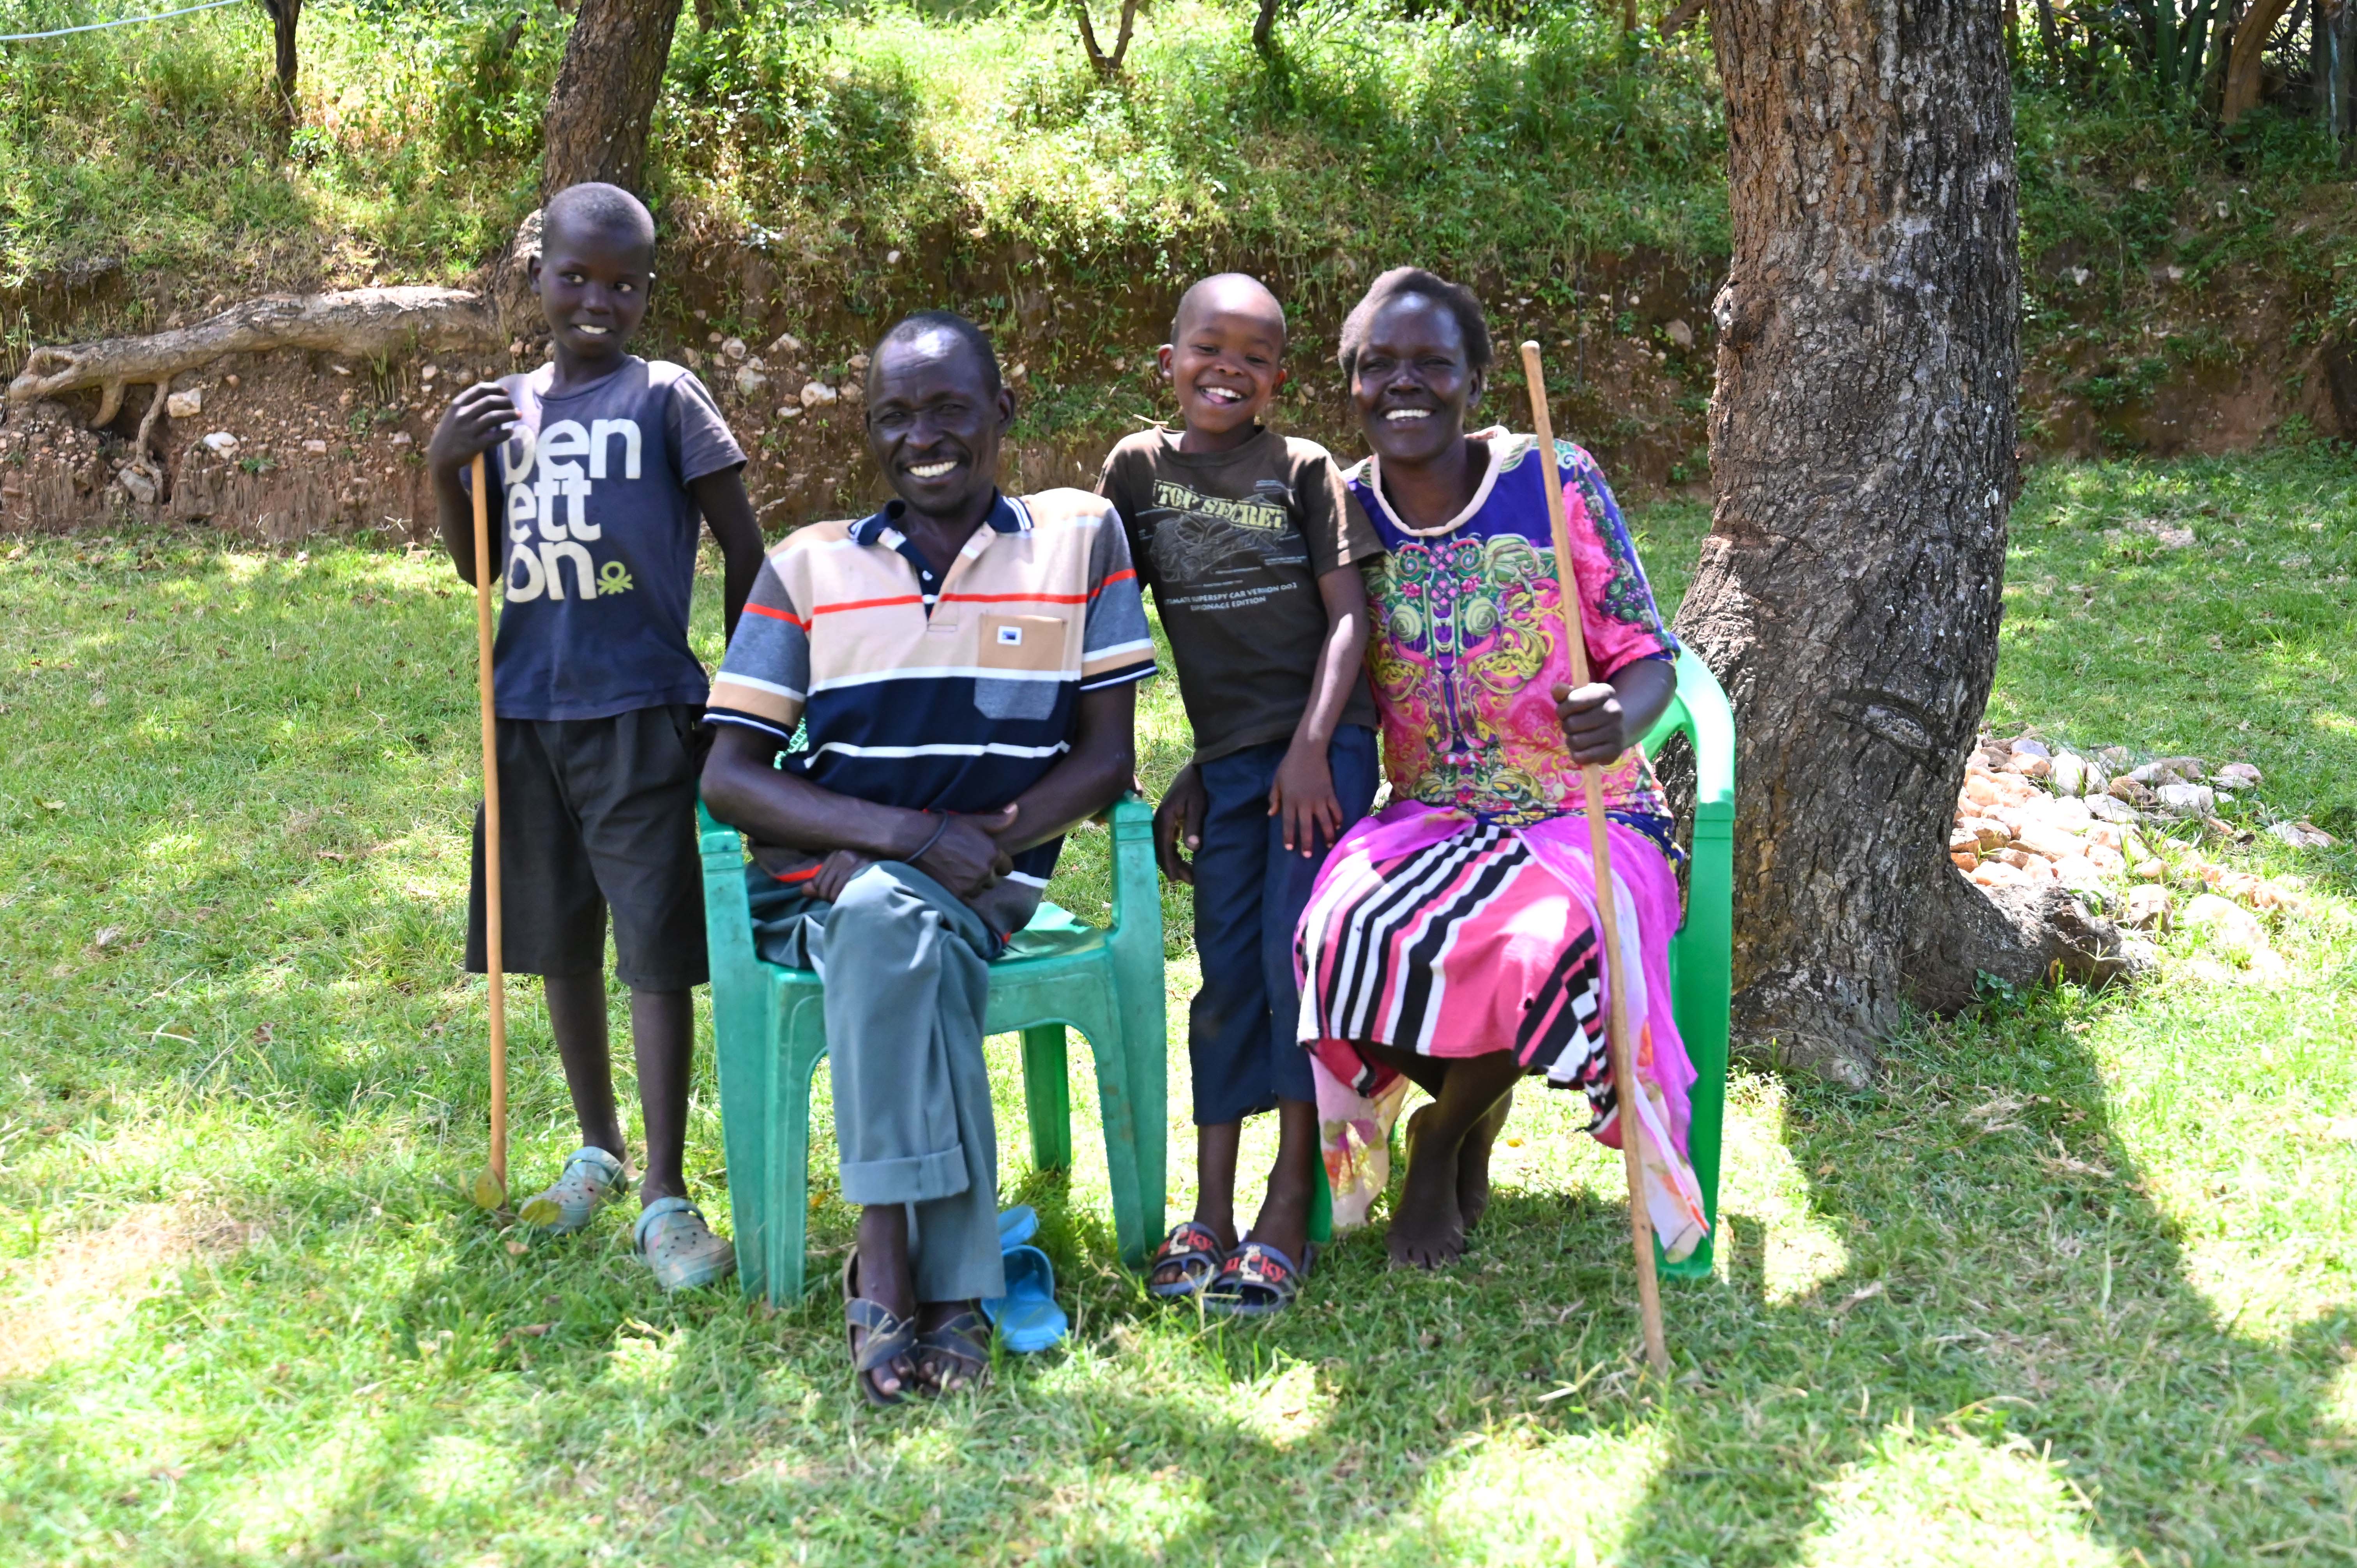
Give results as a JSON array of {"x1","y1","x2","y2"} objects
[
  {"x1": 467, "y1": 450, "x2": 509, "y2": 1212},
  {"x1": 1519, "y1": 341, "x2": 1671, "y2": 1377}
]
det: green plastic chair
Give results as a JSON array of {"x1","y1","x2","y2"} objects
[
  {"x1": 697, "y1": 797, "x2": 1168, "y2": 1303},
  {"x1": 1636, "y1": 646, "x2": 1736, "y2": 1280},
  {"x1": 1302, "y1": 646, "x2": 1735, "y2": 1279}
]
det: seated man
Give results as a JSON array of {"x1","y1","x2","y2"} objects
[{"x1": 700, "y1": 311, "x2": 1153, "y2": 1404}]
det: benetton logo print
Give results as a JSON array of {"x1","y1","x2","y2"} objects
[{"x1": 496, "y1": 418, "x2": 643, "y2": 601}]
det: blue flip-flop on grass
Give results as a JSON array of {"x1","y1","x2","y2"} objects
[{"x1": 982, "y1": 1206, "x2": 1067, "y2": 1353}]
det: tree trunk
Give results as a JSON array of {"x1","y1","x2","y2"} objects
[
  {"x1": 542, "y1": 0, "x2": 686, "y2": 195},
  {"x1": 263, "y1": 0, "x2": 301, "y2": 128},
  {"x1": 1252, "y1": 0, "x2": 1280, "y2": 54},
  {"x1": 2224, "y1": 0, "x2": 2296, "y2": 122},
  {"x1": 1074, "y1": 0, "x2": 1141, "y2": 76},
  {"x1": 1682, "y1": 0, "x2": 2026, "y2": 1084}
]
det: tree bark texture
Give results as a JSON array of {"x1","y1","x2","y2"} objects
[
  {"x1": 542, "y1": 0, "x2": 686, "y2": 195},
  {"x1": 1680, "y1": 0, "x2": 2022, "y2": 1084}
]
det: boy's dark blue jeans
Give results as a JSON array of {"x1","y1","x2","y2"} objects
[{"x1": 1188, "y1": 725, "x2": 1380, "y2": 1126}]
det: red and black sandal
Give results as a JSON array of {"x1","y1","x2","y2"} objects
[
  {"x1": 1203, "y1": 1239, "x2": 1312, "y2": 1319},
  {"x1": 1147, "y1": 1220, "x2": 1227, "y2": 1299}
]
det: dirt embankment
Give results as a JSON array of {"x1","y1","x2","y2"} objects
[
  {"x1": 4, "y1": 213, "x2": 2352, "y2": 542},
  {"x1": 0, "y1": 234, "x2": 1721, "y2": 541}
]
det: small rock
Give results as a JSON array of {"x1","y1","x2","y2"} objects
[
  {"x1": 303, "y1": 439, "x2": 328, "y2": 455},
  {"x1": 2051, "y1": 855, "x2": 2105, "y2": 890},
  {"x1": 2049, "y1": 752, "x2": 2088, "y2": 797},
  {"x1": 1962, "y1": 817, "x2": 2010, "y2": 852},
  {"x1": 841, "y1": 380, "x2": 864, "y2": 405},
  {"x1": 1664, "y1": 318, "x2": 1694, "y2": 350},
  {"x1": 120, "y1": 468, "x2": 158, "y2": 506},
  {"x1": 776, "y1": 405, "x2": 803, "y2": 421},
  {"x1": 2108, "y1": 776, "x2": 2157, "y2": 808},
  {"x1": 735, "y1": 367, "x2": 770, "y2": 398},
  {"x1": 2096, "y1": 745, "x2": 2133, "y2": 771},
  {"x1": 224, "y1": 373, "x2": 240, "y2": 389},
  {"x1": 421, "y1": 364, "x2": 439, "y2": 383},
  {"x1": 1971, "y1": 860, "x2": 2030, "y2": 888},
  {"x1": 2182, "y1": 891, "x2": 2258, "y2": 935},
  {"x1": 723, "y1": 337, "x2": 748, "y2": 361},
  {"x1": 202, "y1": 432, "x2": 239, "y2": 457},
  {"x1": 2017, "y1": 823, "x2": 2086, "y2": 861},
  {"x1": 2214, "y1": 762, "x2": 2262, "y2": 788},
  {"x1": 769, "y1": 332, "x2": 804, "y2": 358},
  {"x1": 2132, "y1": 858, "x2": 2165, "y2": 880},
  {"x1": 1009, "y1": 363, "x2": 1028, "y2": 383},
  {"x1": 2154, "y1": 782, "x2": 2214, "y2": 816},
  {"x1": 2009, "y1": 752, "x2": 2053, "y2": 780},
  {"x1": 165, "y1": 388, "x2": 203, "y2": 418},
  {"x1": 800, "y1": 381, "x2": 839, "y2": 408},
  {"x1": 2009, "y1": 737, "x2": 2052, "y2": 760},
  {"x1": 1950, "y1": 849, "x2": 1980, "y2": 871},
  {"x1": 2267, "y1": 819, "x2": 2337, "y2": 850},
  {"x1": 886, "y1": 249, "x2": 902, "y2": 265},
  {"x1": 391, "y1": 433, "x2": 413, "y2": 447},
  {"x1": 2127, "y1": 518, "x2": 2196, "y2": 549},
  {"x1": 682, "y1": 348, "x2": 702, "y2": 368},
  {"x1": 2085, "y1": 793, "x2": 2141, "y2": 825},
  {"x1": 2122, "y1": 885, "x2": 2173, "y2": 929},
  {"x1": 708, "y1": 331, "x2": 723, "y2": 344},
  {"x1": 848, "y1": 353, "x2": 871, "y2": 371},
  {"x1": 2181, "y1": 893, "x2": 2285, "y2": 978},
  {"x1": 2025, "y1": 794, "x2": 2093, "y2": 830},
  {"x1": 1963, "y1": 774, "x2": 2002, "y2": 807}
]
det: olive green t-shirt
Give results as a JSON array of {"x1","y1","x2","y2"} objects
[{"x1": 1097, "y1": 426, "x2": 1383, "y2": 763}]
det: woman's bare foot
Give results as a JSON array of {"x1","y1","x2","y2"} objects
[
  {"x1": 1456, "y1": 1089, "x2": 1514, "y2": 1231},
  {"x1": 1389, "y1": 1112, "x2": 1468, "y2": 1268}
]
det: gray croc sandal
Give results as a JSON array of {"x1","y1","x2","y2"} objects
[
  {"x1": 634, "y1": 1197, "x2": 737, "y2": 1292},
  {"x1": 518, "y1": 1146, "x2": 629, "y2": 1234}
]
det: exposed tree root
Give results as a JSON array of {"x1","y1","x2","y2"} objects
[
  {"x1": 6, "y1": 287, "x2": 498, "y2": 427},
  {"x1": 1901, "y1": 864, "x2": 2156, "y2": 1014}
]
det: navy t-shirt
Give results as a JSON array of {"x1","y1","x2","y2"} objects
[{"x1": 475, "y1": 356, "x2": 746, "y2": 720}]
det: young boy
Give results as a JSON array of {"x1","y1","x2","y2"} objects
[
  {"x1": 1097, "y1": 273, "x2": 1382, "y2": 1315},
  {"x1": 426, "y1": 181, "x2": 764, "y2": 1290}
]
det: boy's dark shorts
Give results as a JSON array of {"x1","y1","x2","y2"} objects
[{"x1": 466, "y1": 703, "x2": 709, "y2": 991}]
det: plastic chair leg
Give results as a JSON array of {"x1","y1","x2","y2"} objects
[
  {"x1": 769, "y1": 992, "x2": 827, "y2": 1302},
  {"x1": 1068, "y1": 991, "x2": 1152, "y2": 1269},
  {"x1": 1307, "y1": 1148, "x2": 1334, "y2": 1247},
  {"x1": 1019, "y1": 1024, "x2": 1074, "y2": 1173}
]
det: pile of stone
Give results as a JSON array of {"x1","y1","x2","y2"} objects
[
  {"x1": 1950, "y1": 737, "x2": 2334, "y2": 947},
  {"x1": 1950, "y1": 737, "x2": 2157, "y2": 894}
]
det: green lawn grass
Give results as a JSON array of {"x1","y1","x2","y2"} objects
[{"x1": 1, "y1": 451, "x2": 2353, "y2": 1567}]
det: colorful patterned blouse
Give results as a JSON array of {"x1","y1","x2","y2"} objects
[{"x1": 1343, "y1": 429, "x2": 1678, "y2": 823}]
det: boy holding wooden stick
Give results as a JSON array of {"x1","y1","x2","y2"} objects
[{"x1": 427, "y1": 181, "x2": 764, "y2": 1290}]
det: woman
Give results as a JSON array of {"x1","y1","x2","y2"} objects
[{"x1": 1295, "y1": 267, "x2": 1709, "y2": 1268}]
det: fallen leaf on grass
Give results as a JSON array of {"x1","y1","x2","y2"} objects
[
  {"x1": 504, "y1": 1240, "x2": 527, "y2": 1256},
  {"x1": 93, "y1": 926, "x2": 124, "y2": 948},
  {"x1": 40, "y1": 800, "x2": 64, "y2": 811},
  {"x1": 2037, "y1": 1134, "x2": 2112, "y2": 1179},
  {"x1": 1833, "y1": 1280, "x2": 1885, "y2": 1314}
]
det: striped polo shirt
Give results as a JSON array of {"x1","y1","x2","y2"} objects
[{"x1": 706, "y1": 487, "x2": 1157, "y2": 931}]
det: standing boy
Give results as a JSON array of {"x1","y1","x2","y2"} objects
[
  {"x1": 426, "y1": 181, "x2": 764, "y2": 1290},
  {"x1": 1097, "y1": 273, "x2": 1382, "y2": 1315}
]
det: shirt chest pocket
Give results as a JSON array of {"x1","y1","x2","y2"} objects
[{"x1": 974, "y1": 613, "x2": 1070, "y2": 720}]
